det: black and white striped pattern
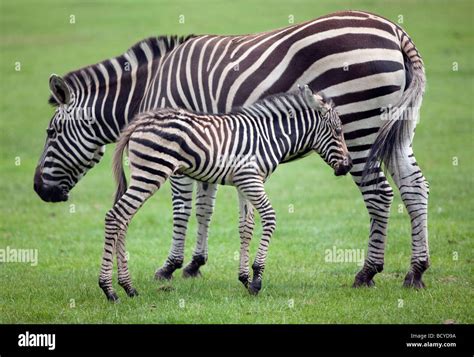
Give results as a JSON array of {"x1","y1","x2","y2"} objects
[
  {"x1": 34, "y1": 36, "x2": 192, "y2": 201},
  {"x1": 34, "y1": 10, "x2": 429, "y2": 290},
  {"x1": 98, "y1": 86, "x2": 351, "y2": 301}
]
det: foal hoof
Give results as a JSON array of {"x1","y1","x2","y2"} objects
[
  {"x1": 155, "y1": 267, "x2": 174, "y2": 281},
  {"x1": 248, "y1": 280, "x2": 261, "y2": 295},
  {"x1": 126, "y1": 288, "x2": 139, "y2": 298},
  {"x1": 182, "y1": 265, "x2": 202, "y2": 278},
  {"x1": 238, "y1": 274, "x2": 250, "y2": 288},
  {"x1": 352, "y1": 278, "x2": 375, "y2": 288},
  {"x1": 403, "y1": 272, "x2": 426, "y2": 289}
]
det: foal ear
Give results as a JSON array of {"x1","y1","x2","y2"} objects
[
  {"x1": 49, "y1": 74, "x2": 71, "y2": 105},
  {"x1": 312, "y1": 92, "x2": 330, "y2": 115},
  {"x1": 300, "y1": 85, "x2": 325, "y2": 112},
  {"x1": 298, "y1": 84, "x2": 317, "y2": 105}
]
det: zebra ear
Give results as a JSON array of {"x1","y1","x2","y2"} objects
[
  {"x1": 297, "y1": 83, "x2": 312, "y2": 94},
  {"x1": 49, "y1": 74, "x2": 71, "y2": 105},
  {"x1": 313, "y1": 92, "x2": 330, "y2": 115},
  {"x1": 301, "y1": 85, "x2": 323, "y2": 110}
]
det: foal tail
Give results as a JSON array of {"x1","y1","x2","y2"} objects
[
  {"x1": 112, "y1": 117, "x2": 146, "y2": 204},
  {"x1": 361, "y1": 28, "x2": 426, "y2": 185}
]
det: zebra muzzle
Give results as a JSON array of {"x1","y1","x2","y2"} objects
[
  {"x1": 334, "y1": 157, "x2": 352, "y2": 176},
  {"x1": 34, "y1": 168, "x2": 69, "y2": 202}
]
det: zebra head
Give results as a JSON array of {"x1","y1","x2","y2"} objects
[
  {"x1": 34, "y1": 74, "x2": 105, "y2": 202},
  {"x1": 300, "y1": 85, "x2": 352, "y2": 176}
]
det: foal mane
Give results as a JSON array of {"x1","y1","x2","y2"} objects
[{"x1": 232, "y1": 89, "x2": 333, "y2": 116}]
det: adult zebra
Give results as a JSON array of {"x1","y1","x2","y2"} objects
[{"x1": 34, "y1": 10, "x2": 429, "y2": 289}]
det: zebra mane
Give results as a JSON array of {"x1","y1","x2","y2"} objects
[
  {"x1": 234, "y1": 89, "x2": 334, "y2": 116},
  {"x1": 48, "y1": 34, "x2": 195, "y2": 106}
]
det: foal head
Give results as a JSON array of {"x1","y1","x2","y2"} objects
[{"x1": 300, "y1": 85, "x2": 352, "y2": 176}]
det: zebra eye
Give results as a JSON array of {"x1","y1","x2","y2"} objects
[
  {"x1": 335, "y1": 127, "x2": 342, "y2": 135},
  {"x1": 46, "y1": 128, "x2": 56, "y2": 139}
]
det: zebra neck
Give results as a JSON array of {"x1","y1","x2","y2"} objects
[
  {"x1": 64, "y1": 36, "x2": 194, "y2": 144},
  {"x1": 96, "y1": 64, "x2": 148, "y2": 144},
  {"x1": 266, "y1": 109, "x2": 318, "y2": 163}
]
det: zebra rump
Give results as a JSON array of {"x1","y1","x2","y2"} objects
[
  {"x1": 113, "y1": 118, "x2": 143, "y2": 204},
  {"x1": 361, "y1": 49, "x2": 426, "y2": 185}
]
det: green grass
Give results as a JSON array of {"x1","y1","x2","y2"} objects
[{"x1": 0, "y1": 0, "x2": 473, "y2": 324}]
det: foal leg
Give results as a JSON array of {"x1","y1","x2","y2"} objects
[
  {"x1": 99, "y1": 210, "x2": 120, "y2": 302},
  {"x1": 183, "y1": 182, "x2": 218, "y2": 278},
  {"x1": 100, "y1": 168, "x2": 173, "y2": 301},
  {"x1": 235, "y1": 175, "x2": 276, "y2": 295},
  {"x1": 352, "y1": 166, "x2": 394, "y2": 287},
  {"x1": 237, "y1": 193, "x2": 255, "y2": 288},
  {"x1": 155, "y1": 174, "x2": 194, "y2": 280},
  {"x1": 116, "y1": 222, "x2": 138, "y2": 298},
  {"x1": 389, "y1": 147, "x2": 430, "y2": 288},
  {"x1": 100, "y1": 185, "x2": 157, "y2": 301}
]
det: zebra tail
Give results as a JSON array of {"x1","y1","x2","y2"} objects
[
  {"x1": 112, "y1": 131, "x2": 130, "y2": 205},
  {"x1": 113, "y1": 117, "x2": 145, "y2": 204},
  {"x1": 361, "y1": 35, "x2": 426, "y2": 186}
]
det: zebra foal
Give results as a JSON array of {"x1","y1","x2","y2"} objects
[{"x1": 99, "y1": 85, "x2": 352, "y2": 301}]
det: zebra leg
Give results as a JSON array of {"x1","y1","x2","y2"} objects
[
  {"x1": 155, "y1": 174, "x2": 194, "y2": 280},
  {"x1": 100, "y1": 202, "x2": 142, "y2": 301},
  {"x1": 183, "y1": 182, "x2": 218, "y2": 278},
  {"x1": 116, "y1": 223, "x2": 138, "y2": 298},
  {"x1": 100, "y1": 189, "x2": 153, "y2": 301},
  {"x1": 99, "y1": 210, "x2": 120, "y2": 302},
  {"x1": 389, "y1": 148, "x2": 430, "y2": 288},
  {"x1": 101, "y1": 169, "x2": 172, "y2": 301},
  {"x1": 237, "y1": 193, "x2": 255, "y2": 288},
  {"x1": 235, "y1": 176, "x2": 276, "y2": 295},
  {"x1": 352, "y1": 167, "x2": 394, "y2": 287}
]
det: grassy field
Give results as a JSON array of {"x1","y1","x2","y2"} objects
[{"x1": 0, "y1": 0, "x2": 473, "y2": 324}]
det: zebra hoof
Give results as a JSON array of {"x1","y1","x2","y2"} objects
[
  {"x1": 106, "y1": 292, "x2": 120, "y2": 303},
  {"x1": 238, "y1": 274, "x2": 250, "y2": 288},
  {"x1": 155, "y1": 267, "x2": 174, "y2": 281},
  {"x1": 403, "y1": 272, "x2": 426, "y2": 289},
  {"x1": 352, "y1": 265, "x2": 380, "y2": 288},
  {"x1": 248, "y1": 280, "x2": 261, "y2": 295},
  {"x1": 182, "y1": 255, "x2": 206, "y2": 278},
  {"x1": 182, "y1": 265, "x2": 202, "y2": 278},
  {"x1": 352, "y1": 278, "x2": 375, "y2": 288},
  {"x1": 126, "y1": 288, "x2": 139, "y2": 297}
]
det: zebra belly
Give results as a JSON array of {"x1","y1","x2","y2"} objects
[
  {"x1": 142, "y1": 11, "x2": 408, "y2": 176},
  {"x1": 180, "y1": 151, "x2": 262, "y2": 186}
]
